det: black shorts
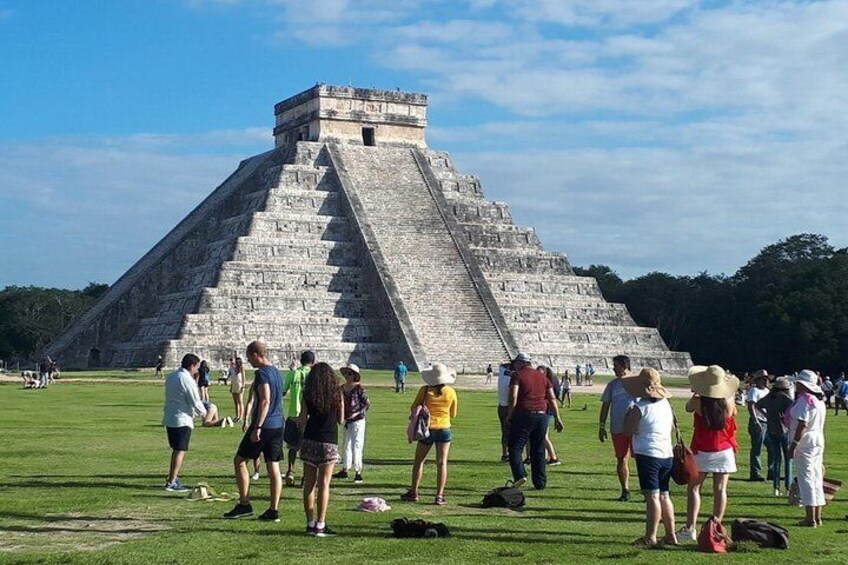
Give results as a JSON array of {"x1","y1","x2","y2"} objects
[
  {"x1": 166, "y1": 426, "x2": 192, "y2": 451},
  {"x1": 283, "y1": 417, "x2": 301, "y2": 448},
  {"x1": 237, "y1": 426, "x2": 284, "y2": 462}
]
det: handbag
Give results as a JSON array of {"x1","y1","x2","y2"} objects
[
  {"x1": 671, "y1": 414, "x2": 699, "y2": 486},
  {"x1": 698, "y1": 516, "x2": 730, "y2": 553}
]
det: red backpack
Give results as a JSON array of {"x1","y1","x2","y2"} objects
[{"x1": 698, "y1": 516, "x2": 731, "y2": 553}]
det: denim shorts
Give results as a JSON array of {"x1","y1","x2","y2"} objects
[
  {"x1": 420, "y1": 428, "x2": 452, "y2": 445},
  {"x1": 634, "y1": 453, "x2": 673, "y2": 494}
]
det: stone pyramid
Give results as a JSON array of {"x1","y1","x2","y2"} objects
[{"x1": 46, "y1": 85, "x2": 692, "y2": 373}]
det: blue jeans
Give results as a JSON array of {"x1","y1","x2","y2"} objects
[
  {"x1": 507, "y1": 410, "x2": 548, "y2": 490},
  {"x1": 765, "y1": 432, "x2": 792, "y2": 491},
  {"x1": 748, "y1": 419, "x2": 766, "y2": 478}
]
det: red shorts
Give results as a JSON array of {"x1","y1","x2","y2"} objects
[{"x1": 611, "y1": 433, "x2": 631, "y2": 459}]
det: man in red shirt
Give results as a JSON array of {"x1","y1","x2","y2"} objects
[{"x1": 507, "y1": 353, "x2": 564, "y2": 489}]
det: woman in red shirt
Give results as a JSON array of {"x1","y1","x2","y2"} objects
[{"x1": 676, "y1": 365, "x2": 739, "y2": 543}]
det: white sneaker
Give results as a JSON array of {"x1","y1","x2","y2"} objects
[
  {"x1": 774, "y1": 489, "x2": 782, "y2": 497},
  {"x1": 251, "y1": 472, "x2": 260, "y2": 481},
  {"x1": 676, "y1": 526, "x2": 696, "y2": 542}
]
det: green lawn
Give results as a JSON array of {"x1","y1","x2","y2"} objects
[{"x1": 0, "y1": 376, "x2": 845, "y2": 564}]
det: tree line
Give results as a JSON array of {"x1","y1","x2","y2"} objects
[
  {"x1": 576, "y1": 233, "x2": 848, "y2": 374},
  {"x1": 1, "y1": 233, "x2": 845, "y2": 373}
]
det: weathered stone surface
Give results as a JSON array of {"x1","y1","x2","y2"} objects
[{"x1": 46, "y1": 85, "x2": 691, "y2": 373}]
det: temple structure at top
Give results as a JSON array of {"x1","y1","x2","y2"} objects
[{"x1": 46, "y1": 84, "x2": 692, "y2": 374}]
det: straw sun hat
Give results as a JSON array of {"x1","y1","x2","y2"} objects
[
  {"x1": 688, "y1": 365, "x2": 739, "y2": 399},
  {"x1": 621, "y1": 367, "x2": 669, "y2": 400},
  {"x1": 421, "y1": 363, "x2": 456, "y2": 386}
]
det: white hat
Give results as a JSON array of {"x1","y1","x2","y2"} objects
[
  {"x1": 795, "y1": 369, "x2": 823, "y2": 395},
  {"x1": 340, "y1": 363, "x2": 361, "y2": 377},
  {"x1": 421, "y1": 363, "x2": 456, "y2": 386}
]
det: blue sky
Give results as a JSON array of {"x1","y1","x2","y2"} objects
[{"x1": 1, "y1": 0, "x2": 846, "y2": 288}]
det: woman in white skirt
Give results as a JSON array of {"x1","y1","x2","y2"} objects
[
  {"x1": 229, "y1": 357, "x2": 246, "y2": 422},
  {"x1": 334, "y1": 364, "x2": 370, "y2": 484},
  {"x1": 788, "y1": 369, "x2": 827, "y2": 526},
  {"x1": 676, "y1": 365, "x2": 739, "y2": 542}
]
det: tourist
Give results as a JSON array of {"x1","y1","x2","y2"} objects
[
  {"x1": 155, "y1": 355, "x2": 165, "y2": 378},
  {"x1": 394, "y1": 360, "x2": 408, "y2": 393},
  {"x1": 283, "y1": 350, "x2": 315, "y2": 487},
  {"x1": 755, "y1": 377, "x2": 794, "y2": 496},
  {"x1": 575, "y1": 364, "x2": 583, "y2": 386},
  {"x1": 560, "y1": 371, "x2": 572, "y2": 408},
  {"x1": 162, "y1": 353, "x2": 207, "y2": 493},
  {"x1": 586, "y1": 363, "x2": 595, "y2": 386},
  {"x1": 497, "y1": 361, "x2": 513, "y2": 462},
  {"x1": 835, "y1": 373, "x2": 848, "y2": 415},
  {"x1": 300, "y1": 362, "x2": 344, "y2": 537},
  {"x1": 402, "y1": 363, "x2": 458, "y2": 505},
  {"x1": 821, "y1": 376, "x2": 833, "y2": 408},
  {"x1": 598, "y1": 354, "x2": 635, "y2": 501},
  {"x1": 788, "y1": 370, "x2": 827, "y2": 527},
  {"x1": 334, "y1": 363, "x2": 370, "y2": 484},
  {"x1": 224, "y1": 341, "x2": 284, "y2": 522},
  {"x1": 199, "y1": 401, "x2": 234, "y2": 428},
  {"x1": 676, "y1": 365, "x2": 739, "y2": 542},
  {"x1": 746, "y1": 370, "x2": 770, "y2": 481},
  {"x1": 39, "y1": 357, "x2": 52, "y2": 388},
  {"x1": 507, "y1": 354, "x2": 563, "y2": 490},
  {"x1": 539, "y1": 365, "x2": 562, "y2": 466},
  {"x1": 197, "y1": 360, "x2": 211, "y2": 402},
  {"x1": 622, "y1": 368, "x2": 677, "y2": 547},
  {"x1": 230, "y1": 357, "x2": 246, "y2": 422},
  {"x1": 486, "y1": 363, "x2": 494, "y2": 385}
]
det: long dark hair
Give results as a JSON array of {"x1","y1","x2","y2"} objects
[
  {"x1": 303, "y1": 362, "x2": 340, "y2": 416},
  {"x1": 430, "y1": 384, "x2": 445, "y2": 397},
  {"x1": 701, "y1": 397, "x2": 727, "y2": 431},
  {"x1": 538, "y1": 365, "x2": 557, "y2": 386}
]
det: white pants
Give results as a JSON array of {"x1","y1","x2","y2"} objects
[
  {"x1": 342, "y1": 419, "x2": 366, "y2": 473},
  {"x1": 795, "y1": 433, "x2": 825, "y2": 507}
]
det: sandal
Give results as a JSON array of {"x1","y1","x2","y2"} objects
[
  {"x1": 632, "y1": 536, "x2": 658, "y2": 548},
  {"x1": 434, "y1": 495, "x2": 447, "y2": 506},
  {"x1": 661, "y1": 533, "x2": 679, "y2": 546},
  {"x1": 796, "y1": 519, "x2": 817, "y2": 527},
  {"x1": 400, "y1": 490, "x2": 419, "y2": 502}
]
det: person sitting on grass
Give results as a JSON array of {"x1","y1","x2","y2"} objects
[
  {"x1": 402, "y1": 363, "x2": 458, "y2": 505},
  {"x1": 299, "y1": 362, "x2": 344, "y2": 537},
  {"x1": 199, "y1": 401, "x2": 234, "y2": 428},
  {"x1": 622, "y1": 368, "x2": 677, "y2": 547}
]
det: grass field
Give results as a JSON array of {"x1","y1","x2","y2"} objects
[{"x1": 1, "y1": 374, "x2": 846, "y2": 564}]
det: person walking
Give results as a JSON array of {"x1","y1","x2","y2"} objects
[
  {"x1": 560, "y1": 371, "x2": 572, "y2": 408},
  {"x1": 599, "y1": 355, "x2": 635, "y2": 501},
  {"x1": 299, "y1": 362, "x2": 344, "y2": 537},
  {"x1": 539, "y1": 365, "x2": 562, "y2": 466},
  {"x1": 835, "y1": 374, "x2": 848, "y2": 416},
  {"x1": 575, "y1": 364, "x2": 583, "y2": 386},
  {"x1": 746, "y1": 370, "x2": 770, "y2": 481},
  {"x1": 788, "y1": 370, "x2": 827, "y2": 527},
  {"x1": 821, "y1": 376, "x2": 834, "y2": 408},
  {"x1": 282, "y1": 350, "x2": 315, "y2": 487},
  {"x1": 334, "y1": 364, "x2": 370, "y2": 484},
  {"x1": 224, "y1": 341, "x2": 285, "y2": 522},
  {"x1": 497, "y1": 361, "x2": 513, "y2": 462},
  {"x1": 155, "y1": 355, "x2": 165, "y2": 378},
  {"x1": 162, "y1": 353, "x2": 207, "y2": 493},
  {"x1": 39, "y1": 357, "x2": 52, "y2": 388},
  {"x1": 402, "y1": 363, "x2": 458, "y2": 505},
  {"x1": 230, "y1": 357, "x2": 246, "y2": 422},
  {"x1": 506, "y1": 354, "x2": 563, "y2": 490},
  {"x1": 486, "y1": 364, "x2": 494, "y2": 386},
  {"x1": 622, "y1": 368, "x2": 677, "y2": 547},
  {"x1": 676, "y1": 365, "x2": 739, "y2": 542},
  {"x1": 394, "y1": 361, "x2": 408, "y2": 393},
  {"x1": 755, "y1": 377, "x2": 794, "y2": 496},
  {"x1": 197, "y1": 360, "x2": 211, "y2": 403}
]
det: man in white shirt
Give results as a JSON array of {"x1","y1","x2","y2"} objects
[
  {"x1": 497, "y1": 362, "x2": 513, "y2": 462},
  {"x1": 163, "y1": 353, "x2": 207, "y2": 493},
  {"x1": 746, "y1": 370, "x2": 770, "y2": 481}
]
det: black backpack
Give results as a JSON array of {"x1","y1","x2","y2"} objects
[
  {"x1": 390, "y1": 518, "x2": 451, "y2": 538},
  {"x1": 730, "y1": 519, "x2": 789, "y2": 549},
  {"x1": 481, "y1": 485, "x2": 525, "y2": 509}
]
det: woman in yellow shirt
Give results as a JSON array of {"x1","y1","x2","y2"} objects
[{"x1": 401, "y1": 363, "x2": 458, "y2": 506}]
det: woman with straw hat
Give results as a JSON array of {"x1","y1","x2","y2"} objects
[
  {"x1": 675, "y1": 365, "x2": 739, "y2": 543},
  {"x1": 401, "y1": 363, "x2": 458, "y2": 506},
  {"x1": 787, "y1": 370, "x2": 827, "y2": 526},
  {"x1": 622, "y1": 368, "x2": 677, "y2": 547}
]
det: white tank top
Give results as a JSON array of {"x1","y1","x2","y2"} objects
[{"x1": 632, "y1": 398, "x2": 674, "y2": 459}]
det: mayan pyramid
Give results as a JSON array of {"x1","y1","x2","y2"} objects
[{"x1": 46, "y1": 85, "x2": 692, "y2": 373}]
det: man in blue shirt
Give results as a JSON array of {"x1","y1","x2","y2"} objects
[
  {"x1": 394, "y1": 361, "x2": 408, "y2": 393},
  {"x1": 225, "y1": 341, "x2": 285, "y2": 522},
  {"x1": 598, "y1": 355, "x2": 636, "y2": 501}
]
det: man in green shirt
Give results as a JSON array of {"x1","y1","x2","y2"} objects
[{"x1": 282, "y1": 350, "x2": 315, "y2": 486}]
